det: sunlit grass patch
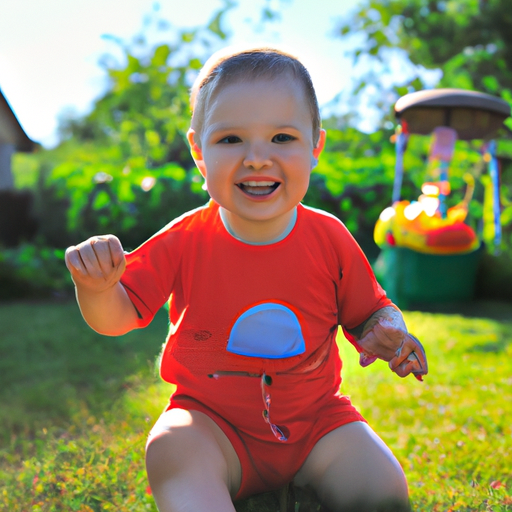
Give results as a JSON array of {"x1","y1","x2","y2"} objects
[
  {"x1": 0, "y1": 300, "x2": 172, "y2": 511},
  {"x1": 1, "y1": 381, "x2": 172, "y2": 511},
  {"x1": 337, "y1": 310, "x2": 512, "y2": 511},
  {"x1": 0, "y1": 301, "x2": 168, "y2": 434}
]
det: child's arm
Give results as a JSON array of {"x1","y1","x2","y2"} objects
[
  {"x1": 348, "y1": 306, "x2": 428, "y2": 380},
  {"x1": 65, "y1": 235, "x2": 140, "y2": 336}
]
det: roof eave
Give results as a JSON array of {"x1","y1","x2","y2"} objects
[{"x1": 0, "y1": 88, "x2": 37, "y2": 152}]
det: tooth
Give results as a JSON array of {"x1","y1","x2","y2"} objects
[{"x1": 243, "y1": 181, "x2": 275, "y2": 187}]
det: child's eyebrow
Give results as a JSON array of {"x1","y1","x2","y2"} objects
[
  {"x1": 207, "y1": 123, "x2": 303, "y2": 133},
  {"x1": 275, "y1": 125, "x2": 302, "y2": 132},
  {"x1": 206, "y1": 122, "x2": 243, "y2": 132}
]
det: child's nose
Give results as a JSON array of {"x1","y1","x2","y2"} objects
[{"x1": 243, "y1": 143, "x2": 272, "y2": 170}]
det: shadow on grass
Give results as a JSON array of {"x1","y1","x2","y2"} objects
[
  {"x1": 0, "y1": 299, "x2": 169, "y2": 441},
  {"x1": 406, "y1": 299, "x2": 512, "y2": 323},
  {"x1": 407, "y1": 299, "x2": 512, "y2": 356}
]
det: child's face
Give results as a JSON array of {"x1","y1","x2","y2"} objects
[{"x1": 188, "y1": 76, "x2": 325, "y2": 239}]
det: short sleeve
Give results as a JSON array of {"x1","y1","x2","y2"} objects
[
  {"x1": 120, "y1": 229, "x2": 179, "y2": 327},
  {"x1": 335, "y1": 223, "x2": 392, "y2": 330}
]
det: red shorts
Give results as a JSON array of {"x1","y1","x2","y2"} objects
[{"x1": 167, "y1": 392, "x2": 365, "y2": 500}]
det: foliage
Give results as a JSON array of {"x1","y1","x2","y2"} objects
[
  {"x1": 11, "y1": 152, "x2": 40, "y2": 189},
  {"x1": 0, "y1": 245, "x2": 71, "y2": 300},
  {"x1": 50, "y1": 5, "x2": 240, "y2": 245},
  {"x1": 335, "y1": 0, "x2": 512, "y2": 126},
  {"x1": 9, "y1": 5, "x2": 239, "y2": 250},
  {"x1": 45, "y1": 142, "x2": 207, "y2": 249},
  {"x1": 1, "y1": 301, "x2": 511, "y2": 510},
  {"x1": 58, "y1": 2, "x2": 234, "y2": 168}
]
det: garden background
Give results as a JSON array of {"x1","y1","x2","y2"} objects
[{"x1": 1, "y1": 0, "x2": 511, "y2": 510}]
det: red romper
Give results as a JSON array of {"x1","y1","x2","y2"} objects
[{"x1": 120, "y1": 201, "x2": 392, "y2": 499}]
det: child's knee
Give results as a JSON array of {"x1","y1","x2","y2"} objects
[
  {"x1": 295, "y1": 422, "x2": 409, "y2": 511},
  {"x1": 145, "y1": 427, "x2": 240, "y2": 512},
  {"x1": 145, "y1": 430, "x2": 184, "y2": 482},
  {"x1": 145, "y1": 409, "x2": 242, "y2": 495}
]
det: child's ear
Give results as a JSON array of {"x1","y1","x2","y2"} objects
[
  {"x1": 187, "y1": 128, "x2": 206, "y2": 178},
  {"x1": 313, "y1": 129, "x2": 326, "y2": 160}
]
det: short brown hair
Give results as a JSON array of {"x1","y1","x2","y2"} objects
[{"x1": 190, "y1": 47, "x2": 321, "y2": 145}]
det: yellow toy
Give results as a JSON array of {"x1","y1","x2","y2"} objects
[{"x1": 375, "y1": 175, "x2": 479, "y2": 255}]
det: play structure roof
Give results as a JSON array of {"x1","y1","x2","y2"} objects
[{"x1": 395, "y1": 88, "x2": 511, "y2": 140}]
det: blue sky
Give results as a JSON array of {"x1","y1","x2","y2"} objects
[{"x1": 0, "y1": 0, "x2": 362, "y2": 147}]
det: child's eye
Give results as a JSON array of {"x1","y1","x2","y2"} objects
[
  {"x1": 272, "y1": 133, "x2": 295, "y2": 143},
  {"x1": 218, "y1": 135, "x2": 242, "y2": 144}
]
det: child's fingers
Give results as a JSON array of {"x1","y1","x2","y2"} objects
[
  {"x1": 362, "y1": 321, "x2": 405, "y2": 361},
  {"x1": 106, "y1": 236, "x2": 126, "y2": 269},
  {"x1": 388, "y1": 340, "x2": 408, "y2": 370},
  {"x1": 393, "y1": 358, "x2": 416, "y2": 378},
  {"x1": 389, "y1": 348, "x2": 417, "y2": 375},
  {"x1": 76, "y1": 241, "x2": 108, "y2": 280},
  {"x1": 359, "y1": 352, "x2": 378, "y2": 367},
  {"x1": 389, "y1": 334, "x2": 428, "y2": 379},
  {"x1": 65, "y1": 236, "x2": 126, "y2": 295},
  {"x1": 65, "y1": 246, "x2": 87, "y2": 276},
  {"x1": 66, "y1": 236, "x2": 123, "y2": 281},
  {"x1": 358, "y1": 319, "x2": 428, "y2": 380},
  {"x1": 90, "y1": 237, "x2": 119, "y2": 278}
]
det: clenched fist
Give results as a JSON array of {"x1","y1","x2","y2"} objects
[{"x1": 65, "y1": 234, "x2": 126, "y2": 294}]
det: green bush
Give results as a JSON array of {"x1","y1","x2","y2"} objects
[
  {"x1": 0, "y1": 245, "x2": 72, "y2": 300},
  {"x1": 46, "y1": 148, "x2": 208, "y2": 249}
]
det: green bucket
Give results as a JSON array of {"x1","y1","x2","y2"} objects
[{"x1": 374, "y1": 246, "x2": 482, "y2": 309}]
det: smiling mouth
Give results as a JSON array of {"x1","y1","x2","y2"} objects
[{"x1": 237, "y1": 181, "x2": 280, "y2": 196}]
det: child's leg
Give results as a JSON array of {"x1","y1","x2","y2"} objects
[
  {"x1": 293, "y1": 421, "x2": 410, "y2": 512},
  {"x1": 145, "y1": 408, "x2": 242, "y2": 512}
]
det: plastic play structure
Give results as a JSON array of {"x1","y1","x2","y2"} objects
[{"x1": 374, "y1": 88, "x2": 510, "y2": 307}]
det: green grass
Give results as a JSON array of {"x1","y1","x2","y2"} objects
[
  {"x1": 0, "y1": 300, "x2": 170, "y2": 512},
  {"x1": 0, "y1": 300, "x2": 511, "y2": 511}
]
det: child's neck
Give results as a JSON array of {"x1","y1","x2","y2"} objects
[{"x1": 219, "y1": 207, "x2": 297, "y2": 245}]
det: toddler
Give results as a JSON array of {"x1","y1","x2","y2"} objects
[{"x1": 66, "y1": 47, "x2": 427, "y2": 512}]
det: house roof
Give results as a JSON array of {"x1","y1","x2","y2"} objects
[{"x1": 0, "y1": 88, "x2": 36, "y2": 152}]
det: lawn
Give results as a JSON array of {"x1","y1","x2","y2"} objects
[{"x1": 0, "y1": 299, "x2": 511, "y2": 511}]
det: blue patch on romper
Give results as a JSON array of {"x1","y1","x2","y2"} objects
[{"x1": 226, "y1": 303, "x2": 306, "y2": 358}]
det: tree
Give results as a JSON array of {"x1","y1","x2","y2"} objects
[
  {"x1": 26, "y1": 0, "x2": 295, "y2": 249},
  {"x1": 58, "y1": 3, "x2": 235, "y2": 170},
  {"x1": 334, "y1": 0, "x2": 512, "y2": 128},
  {"x1": 32, "y1": 4, "x2": 240, "y2": 248}
]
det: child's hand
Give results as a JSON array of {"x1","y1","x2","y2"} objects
[
  {"x1": 358, "y1": 319, "x2": 428, "y2": 380},
  {"x1": 389, "y1": 333, "x2": 428, "y2": 381},
  {"x1": 65, "y1": 235, "x2": 126, "y2": 294}
]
